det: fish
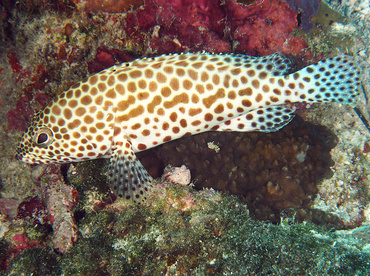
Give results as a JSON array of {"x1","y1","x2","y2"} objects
[{"x1": 16, "y1": 52, "x2": 362, "y2": 203}]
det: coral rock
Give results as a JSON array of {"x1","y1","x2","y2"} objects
[
  {"x1": 163, "y1": 165, "x2": 191, "y2": 186},
  {"x1": 33, "y1": 164, "x2": 79, "y2": 253}
]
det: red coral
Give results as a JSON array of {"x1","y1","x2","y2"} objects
[
  {"x1": 6, "y1": 96, "x2": 35, "y2": 132},
  {"x1": 33, "y1": 92, "x2": 51, "y2": 110},
  {"x1": 16, "y1": 196, "x2": 49, "y2": 226},
  {"x1": 6, "y1": 50, "x2": 22, "y2": 74},
  {"x1": 119, "y1": 0, "x2": 305, "y2": 56},
  {"x1": 90, "y1": 0, "x2": 306, "y2": 69},
  {"x1": 226, "y1": 0, "x2": 303, "y2": 55},
  {"x1": 10, "y1": 234, "x2": 41, "y2": 255},
  {"x1": 124, "y1": 0, "x2": 230, "y2": 54},
  {"x1": 88, "y1": 47, "x2": 137, "y2": 74}
]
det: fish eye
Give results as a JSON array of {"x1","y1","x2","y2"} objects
[
  {"x1": 37, "y1": 133, "x2": 49, "y2": 144},
  {"x1": 32, "y1": 128, "x2": 54, "y2": 148}
]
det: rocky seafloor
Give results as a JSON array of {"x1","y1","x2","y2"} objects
[{"x1": 1, "y1": 0, "x2": 370, "y2": 274}]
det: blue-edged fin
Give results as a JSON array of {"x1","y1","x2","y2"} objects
[
  {"x1": 218, "y1": 106, "x2": 295, "y2": 133},
  {"x1": 108, "y1": 140, "x2": 153, "y2": 203}
]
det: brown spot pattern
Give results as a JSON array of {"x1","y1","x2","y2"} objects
[
  {"x1": 117, "y1": 105, "x2": 145, "y2": 122},
  {"x1": 188, "y1": 69, "x2": 198, "y2": 80},
  {"x1": 106, "y1": 89, "x2": 116, "y2": 99},
  {"x1": 214, "y1": 104, "x2": 224, "y2": 114},
  {"x1": 147, "y1": 95, "x2": 162, "y2": 113},
  {"x1": 189, "y1": 108, "x2": 202, "y2": 116},
  {"x1": 204, "y1": 113, "x2": 213, "y2": 121},
  {"x1": 180, "y1": 119, "x2": 187, "y2": 128},
  {"x1": 170, "y1": 112, "x2": 177, "y2": 122},
  {"x1": 84, "y1": 115, "x2": 94, "y2": 124},
  {"x1": 129, "y1": 70, "x2": 142, "y2": 78},
  {"x1": 157, "y1": 72, "x2": 167, "y2": 83},
  {"x1": 52, "y1": 105, "x2": 61, "y2": 115},
  {"x1": 163, "y1": 93, "x2": 189, "y2": 109},
  {"x1": 256, "y1": 93, "x2": 263, "y2": 102},
  {"x1": 202, "y1": 88, "x2": 225, "y2": 108},
  {"x1": 89, "y1": 75, "x2": 98, "y2": 85},
  {"x1": 127, "y1": 82, "x2": 137, "y2": 92},
  {"x1": 191, "y1": 94, "x2": 199, "y2": 103},
  {"x1": 251, "y1": 79, "x2": 260, "y2": 89},
  {"x1": 117, "y1": 95, "x2": 135, "y2": 112},
  {"x1": 98, "y1": 83, "x2": 107, "y2": 92},
  {"x1": 170, "y1": 78, "x2": 180, "y2": 90},
  {"x1": 228, "y1": 91, "x2": 236, "y2": 99},
  {"x1": 238, "y1": 88, "x2": 253, "y2": 96},
  {"x1": 115, "y1": 84, "x2": 125, "y2": 95}
]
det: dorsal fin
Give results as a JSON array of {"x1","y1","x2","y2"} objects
[{"x1": 253, "y1": 53, "x2": 292, "y2": 76}]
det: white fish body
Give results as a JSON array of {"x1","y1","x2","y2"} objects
[{"x1": 16, "y1": 52, "x2": 362, "y2": 203}]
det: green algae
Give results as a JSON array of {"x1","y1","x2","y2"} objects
[
  {"x1": 6, "y1": 248, "x2": 60, "y2": 276},
  {"x1": 4, "y1": 182, "x2": 370, "y2": 275}
]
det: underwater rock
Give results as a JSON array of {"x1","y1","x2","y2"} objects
[
  {"x1": 27, "y1": 164, "x2": 79, "y2": 253},
  {"x1": 162, "y1": 165, "x2": 191, "y2": 186},
  {"x1": 283, "y1": 0, "x2": 321, "y2": 31},
  {"x1": 138, "y1": 115, "x2": 337, "y2": 223}
]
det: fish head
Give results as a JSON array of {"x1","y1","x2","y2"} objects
[{"x1": 16, "y1": 93, "x2": 113, "y2": 164}]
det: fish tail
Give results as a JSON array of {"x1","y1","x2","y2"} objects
[{"x1": 289, "y1": 55, "x2": 361, "y2": 107}]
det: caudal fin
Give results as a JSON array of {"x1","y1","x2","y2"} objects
[{"x1": 292, "y1": 55, "x2": 361, "y2": 108}]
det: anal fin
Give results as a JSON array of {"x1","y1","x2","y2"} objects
[
  {"x1": 108, "y1": 140, "x2": 153, "y2": 204},
  {"x1": 218, "y1": 106, "x2": 295, "y2": 133}
]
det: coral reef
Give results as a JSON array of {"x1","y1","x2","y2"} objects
[
  {"x1": 4, "y1": 181, "x2": 370, "y2": 274},
  {"x1": 0, "y1": 164, "x2": 78, "y2": 261},
  {"x1": 0, "y1": 0, "x2": 370, "y2": 273}
]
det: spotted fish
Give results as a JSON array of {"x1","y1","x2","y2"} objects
[{"x1": 16, "y1": 52, "x2": 361, "y2": 203}]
